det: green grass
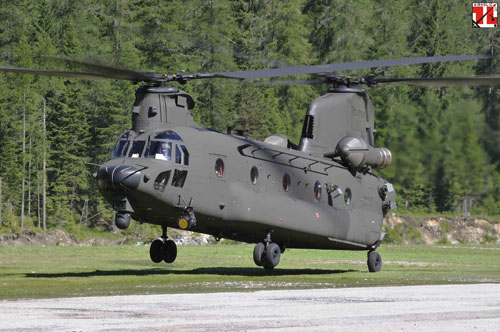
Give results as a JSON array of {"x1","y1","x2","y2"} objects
[{"x1": 0, "y1": 244, "x2": 499, "y2": 299}]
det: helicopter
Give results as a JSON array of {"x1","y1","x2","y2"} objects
[{"x1": 1, "y1": 54, "x2": 499, "y2": 272}]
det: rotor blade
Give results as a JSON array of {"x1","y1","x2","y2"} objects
[
  {"x1": 252, "y1": 79, "x2": 324, "y2": 86},
  {"x1": 372, "y1": 75, "x2": 500, "y2": 87},
  {"x1": 0, "y1": 66, "x2": 112, "y2": 80},
  {"x1": 167, "y1": 34, "x2": 292, "y2": 68},
  {"x1": 50, "y1": 57, "x2": 160, "y2": 82},
  {"x1": 212, "y1": 55, "x2": 490, "y2": 80}
]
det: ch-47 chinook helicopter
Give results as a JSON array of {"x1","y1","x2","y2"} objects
[{"x1": 2, "y1": 54, "x2": 499, "y2": 272}]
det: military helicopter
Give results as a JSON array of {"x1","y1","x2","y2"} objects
[{"x1": 1, "y1": 54, "x2": 499, "y2": 272}]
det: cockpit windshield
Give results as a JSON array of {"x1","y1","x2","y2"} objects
[
  {"x1": 112, "y1": 140, "x2": 130, "y2": 158},
  {"x1": 128, "y1": 140, "x2": 146, "y2": 158},
  {"x1": 110, "y1": 130, "x2": 186, "y2": 162},
  {"x1": 111, "y1": 131, "x2": 132, "y2": 158},
  {"x1": 154, "y1": 130, "x2": 183, "y2": 141},
  {"x1": 145, "y1": 141, "x2": 172, "y2": 160}
]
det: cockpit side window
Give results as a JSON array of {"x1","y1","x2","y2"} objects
[
  {"x1": 128, "y1": 140, "x2": 146, "y2": 158},
  {"x1": 154, "y1": 171, "x2": 171, "y2": 193},
  {"x1": 175, "y1": 144, "x2": 190, "y2": 165},
  {"x1": 172, "y1": 169, "x2": 188, "y2": 187},
  {"x1": 181, "y1": 145, "x2": 189, "y2": 165},
  {"x1": 175, "y1": 145, "x2": 182, "y2": 164},
  {"x1": 146, "y1": 141, "x2": 172, "y2": 161}
]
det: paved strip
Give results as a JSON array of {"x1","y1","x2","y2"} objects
[{"x1": 1, "y1": 284, "x2": 500, "y2": 331}]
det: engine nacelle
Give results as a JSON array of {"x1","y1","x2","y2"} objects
[{"x1": 335, "y1": 136, "x2": 392, "y2": 170}]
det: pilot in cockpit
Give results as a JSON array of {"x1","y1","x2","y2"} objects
[{"x1": 155, "y1": 142, "x2": 171, "y2": 161}]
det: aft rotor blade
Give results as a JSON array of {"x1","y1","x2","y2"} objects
[
  {"x1": 372, "y1": 75, "x2": 500, "y2": 87},
  {"x1": 213, "y1": 55, "x2": 490, "y2": 80},
  {"x1": 252, "y1": 79, "x2": 324, "y2": 86}
]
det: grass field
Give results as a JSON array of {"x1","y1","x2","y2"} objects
[{"x1": 0, "y1": 244, "x2": 499, "y2": 299}]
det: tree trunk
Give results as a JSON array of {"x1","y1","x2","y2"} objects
[
  {"x1": 28, "y1": 138, "x2": 32, "y2": 218},
  {"x1": 42, "y1": 98, "x2": 47, "y2": 233},
  {"x1": 21, "y1": 91, "x2": 26, "y2": 230},
  {"x1": 37, "y1": 173, "x2": 41, "y2": 229},
  {"x1": 0, "y1": 176, "x2": 2, "y2": 226}
]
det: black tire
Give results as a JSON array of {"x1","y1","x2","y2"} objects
[
  {"x1": 266, "y1": 243, "x2": 281, "y2": 268},
  {"x1": 263, "y1": 263, "x2": 274, "y2": 271},
  {"x1": 162, "y1": 239, "x2": 177, "y2": 263},
  {"x1": 253, "y1": 242, "x2": 266, "y2": 266},
  {"x1": 367, "y1": 251, "x2": 382, "y2": 272},
  {"x1": 150, "y1": 238, "x2": 164, "y2": 263}
]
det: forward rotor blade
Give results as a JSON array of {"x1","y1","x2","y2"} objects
[
  {"x1": 1, "y1": 57, "x2": 163, "y2": 82},
  {"x1": 1, "y1": 54, "x2": 492, "y2": 84},
  {"x1": 0, "y1": 66, "x2": 113, "y2": 80},
  {"x1": 50, "y1": 57, "x2": 160, "y2": 82},
  {"x1": 372, "y1": 75, "x2": 500, "y2": 87},
  {"x1": 213, "y1": 55, "x2": 490, "y2": 80}
]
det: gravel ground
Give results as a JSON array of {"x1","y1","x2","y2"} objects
[{"x1": 1, "y1": 283, "x2": 500, "y2": 331}]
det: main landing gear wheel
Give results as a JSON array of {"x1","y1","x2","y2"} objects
[
  {"x1": 253, "y1": 231, "x2": 282, "y2": 270},
  {"x1": 264, "y1": 243, "x2": 281, "y2": 270},
  {"x1": 253, "y1": 242, "x2": 266, "y2": 266},
  {"x1": 367, "y1": 251, "x2": 382, "y2": 272}
]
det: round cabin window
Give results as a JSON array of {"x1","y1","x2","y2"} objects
[
  {"x1": 344, "y1": 188, "x2": 352, "y2": 206},
  {"x1": 314, "y1": 181, "x2": 322, "y2": 200},
  {"x1": 215, "y1": 158, "x2": 224, "y2": 177},
  {"x1": 282, "y1": 174, "x2": 291, "y2": 192},
  {"x1": 250, "y1": 166, "x2": 259, "y2": 185}
]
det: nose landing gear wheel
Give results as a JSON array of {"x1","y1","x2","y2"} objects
[
  {"x1": 162, "y1": 239, "x2": 177, "y2": 263},
  {"x1": 367, "y1": 251, "x2": 382, "y2": 272},
  {"x1": 150, "y1": 225, "x2": 177, "y2": 264},
  {"x1": 150, "y1": 238, "x2": 164, "y2": 263}
]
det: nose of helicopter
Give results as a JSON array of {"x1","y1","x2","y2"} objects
[{"x1": 96, "y1": 165, "x2": 141, "y2": 192}]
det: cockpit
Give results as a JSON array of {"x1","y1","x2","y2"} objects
[{"x1": 111, "y1": 130, "x2": 189, "y2": 166}]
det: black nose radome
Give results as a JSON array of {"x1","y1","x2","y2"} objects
[{"x1": 97, "y1": 165, "x2": 141, "y2": 192}]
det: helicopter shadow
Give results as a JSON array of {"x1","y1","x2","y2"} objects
[{"x1": 26, "y1": 267, "x2": 357, "y2": 278}]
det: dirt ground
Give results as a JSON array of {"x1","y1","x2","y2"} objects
[
  {"x1": 1, "y1": 284, "x2": 499, "y2": 331},
  {"x1": 0, "y1": 229, "x2": 126, "y2": 246},
  {"x1": 384, "y1": 215, "x2": 500, "y2": 245},
  {"x1": 1, "y1": 215, "x2": 499, "y2": 247}
]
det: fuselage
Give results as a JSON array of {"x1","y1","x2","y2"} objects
[{"x1": 98, "y1": 125, "x2": 392, "y2": 251}]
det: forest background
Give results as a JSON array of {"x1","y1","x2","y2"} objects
[{"x1": 0, "y1": 0, "x2": 499, "y2": 235}]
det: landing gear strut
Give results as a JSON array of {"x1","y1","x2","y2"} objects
[
  {"x1": 150, "y1": 225, "x2": 177, "y2": 264},
  {"x1": 253, "y1": 231, "x2": 282, "y2": 270}
]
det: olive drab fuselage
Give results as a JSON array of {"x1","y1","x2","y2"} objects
[
  {"x1": 2, "y1": 54, "x2": 490, "y2": 272},
  {"x1": 97, "y1": 85, "x2": 396, "y2": 251}
]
